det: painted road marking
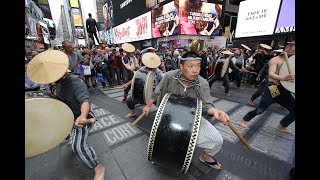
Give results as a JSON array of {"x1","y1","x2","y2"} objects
[
  {"x1": 91, "y1": 114, "x2": 126, "y2": 133},
  {"x1": 102, "y1": 123, "x2": 141, "y2": 146},
  {"x1": 92, "y1": 108, "x2": 111, "y2": 117},
  {"x1": 213, "y1": 100, "x2": 239, "y2": 112},
  {"x1": 216, "y1": 170, "x2": 244, "y2": 180},
  {"x1": 102, "y1": 88, "x2": 123, "y2": 94},
  {"x1": 249, "y1": 113, "x2": 295, "y2": 164},
  {"x1": 214, "y1": 105, "x2": 265, "y2": 143},
  {"x1": 108, "y1": 91, "x2": 124, "y2": 98}
]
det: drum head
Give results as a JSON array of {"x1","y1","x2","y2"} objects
[
  {"x1": 25, "y1": 98, "x2": 74, "y2": 158},
  {"x1": 144, "y1": 71, "x2": 155, "y2": 104},
  {"x1": 221, "y1": 58, "x2": 229, "y2": 77},
  {"x1": 147, "y1": 93, "x2": 202, "y2": 173},
  {"x1": 279, "y1": 55, "x2": 295, "y2": 93}
]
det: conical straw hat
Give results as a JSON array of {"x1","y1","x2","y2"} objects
[
  {"x1": 121, "y1": 43, "x2": 135, "y2": 53},
  {"x1": 146, "y1": 47, "x2": 155, "y2": 50},
  {"x1": 274, "y1": 49, "x2": 283, "y2": 53},
  {"x1": 142, "y1": 52, "x2": 161, "y2": 68},
  {"x1": 221, "y1": 50, "x2": 234, "y2": 55},
  {"x1": 241, "y1": 44, "x2": 252, "y2": 51},
  {"x1": 27, "y1": 50, "x2": 69, "y2": 84},
  {"x1": 259, "y1": 43, "x2": 272, "y2": 50}
]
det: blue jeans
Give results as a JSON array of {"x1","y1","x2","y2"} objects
[
  {"x1": 208, "y1": 74, "x2": 230, "y2": 94},
  {"x1": 243, "y1": 82, "x2": 295, "y2": 128}
]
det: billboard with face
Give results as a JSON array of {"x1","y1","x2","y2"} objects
[
  {"x1": 179, "y1": 0, "x2": 223, "y2": 36},
  {"x1": 102, "y1": 0, "x2": 114, "y2": 30},
  {"x1": 151, "y1": 1, "x2": 179, "y2": 38}
]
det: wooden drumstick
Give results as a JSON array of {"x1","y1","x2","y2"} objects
[
  {"x1": 283, "y1": 52, "x2": 292, "y2": 74},
  {"x1": 78, "y1": 118, "x2": 96, "y2": 125},
  {"x1": 228, "y1": 123, "x2": 252, "y2": 150},
  {"x1": 132, "y1": 112, "x2": 147, "y2": 126},
  {"x1": 245, "y1": 70, "x2": 257, "y2": 74},
  {"x1": 70, "y1": 57, "x2": 86, "y2": 71}
]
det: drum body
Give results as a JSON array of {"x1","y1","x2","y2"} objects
[
  {"x1": 279, "y1": 55, "x2": 295, "y2": 93},
  {"x1": 214, "y1": 58, "x2": 229, "y2": 77},
  {"x1": 25, "y1": 92, "x2": 74, "y2": 158},
  {"x1": 147, "y1": 93, "x2": 202, "y2": 174},
  {"x1": 131, "y1": 70, "x2": 154, "y2": 104}
]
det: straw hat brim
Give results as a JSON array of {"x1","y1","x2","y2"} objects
[
  {"x1": 142, "y1": 52, "x2": 161, "y2": 68},
  {"x1": 274, "y1": 49, "x2": 283, "y2": 52},
  {"x1": 27, "y1": 50, "x2": 69, "y2": 84},
  {"x1": 121, "y1": 43, "x2": 135, "y2": 53},
  {"x1": 260, "y1": 44, "x2": 272, "y2": 50},
  {"x1": 241, "y1": 44, "x2": 252, "y2": 51},
  {"x1": 146, "y1": 47, "x2": 155, "y2": 50},
  {"x1": 221, "y1": 50, "x2": 234, "y2": 55}
]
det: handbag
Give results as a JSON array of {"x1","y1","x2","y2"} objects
[
  {"x1": 97, "y1": 73, "x2": 104, "y2": 83},
  {"x1": 82, "y1": 65, "x2": 91, "y2": 76}
]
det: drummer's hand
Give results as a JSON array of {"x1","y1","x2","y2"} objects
[
  {"x1": 122, "y1": 84, "x2": 128, "y2": 89},
  {"x1": 143, "y1": 106, "x2": 151, "y2": 116},
  {"x1": 240, "y1": 67, "x2": 247, "y2": 72},
  {"x1": 209, "y1": 108, "x2": 230, "y2": 126},
  {"x1": 75, "y1": 116, "x2": 85, "y2": 128},
  {"x1": 283, "y1": 74, "x2": 295, "y2": 82}
]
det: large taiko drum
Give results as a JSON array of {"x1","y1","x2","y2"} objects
[
  {"x1": 279, "y1": 55, "x2": 295, "y2": 93},
  {"x1": 147, "y1": 93, "x2": 202, "y2": 174},
  {"x1": 25, "y1": 91, "x2": 74, "y2": 158},
  {"x1": 214, "y1": 57, "x2": 229, "y2": 77},
  {"x1": 130, "y1": 70, "x2": 155, "y2": 104}
]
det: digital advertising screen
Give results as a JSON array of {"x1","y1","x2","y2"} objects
[
  {"x1": 179, "y1": 0, "x2": 223, "y2": 36},
  {"x1": 274, "y1": 0, "x2": 295, "y2": 34},
  {"x1": 113, "y1": 11, "x2": 152, "y2": 44},
  {"x1": 75, "y1": 27, "x2": 85, "y2": 39},
  {"x1": 235, "y1": 0, "x2": 281, "y2": 38},
  {"x1": 71, "y1": 8, "x2": 83, "y2": 27},
  {"x1": 112, "y1": 0, "x2": 149, "y2": 27},
  {"x1": 151, "y1": 1, "x2": 179, "y2": 38},
  {"x1": 105, "y1": 28, "x2": 114, "y2": 45},
  {"x1": 101, "y1": 0, "x2": 114, "y2": 30}
]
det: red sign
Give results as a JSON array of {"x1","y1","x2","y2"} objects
[{"x1": 113, "y1": 11, "x2": 152, "y2": 44}]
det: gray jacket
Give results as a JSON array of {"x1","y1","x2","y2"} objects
[{"x1": 151, "y1": 69, "x2": 215, "y2": 114}]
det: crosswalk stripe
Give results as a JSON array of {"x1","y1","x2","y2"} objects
[
  {"x1": 214, "y1": 105, "x2": 265, "y2": 143},
  {"x1": 108, "y1": 92, "x2": 124, "y2": 98},
  {"x1": 249, "y1": 113, "x2": 295, "y2": 164},
  {"x1": 103, "y1": 89, "x2": 124, "y2": 94},
  {"x1": 115, "y1": 97, "x2": 124, "y2": 101}
]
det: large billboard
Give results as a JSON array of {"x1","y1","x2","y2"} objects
[
  {"x1": 235, "y1": 0, "x2": 281, "y2": 38},
  {"x1": 179, "y1": 0, "x2": 223, "y2": 36},
  {"x1": 101, "y1": 0, "x2": 115, "y2": 30},
  {"x1": 275, "y1": 0, "x2": 295, "y2": 34},
  {"x1": 112, "y1": 0, "x2": 149, "y2": 27},
  {"x1": 151, "y1": 1, "x2": 179, "y2": 38},
  {"x1": 105, "y1": 28, "x2": 114, "y2": 44},
  {"x1": 113, "y1": 11, "x2": 152, "y2": 44},
  {"x1": 71, "y1": 8, "x2": 83, "y2": 26}
]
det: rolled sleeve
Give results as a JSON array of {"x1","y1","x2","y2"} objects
[
  {"x1": 73, "y1": 79, "x2": 90, "y2": 105},
  {"x1": 151, "y1": 71, "x2": 167, "y2": 101},
  {"x1": 200, "y1": 82, "x2": 215, "y2": 113}
]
